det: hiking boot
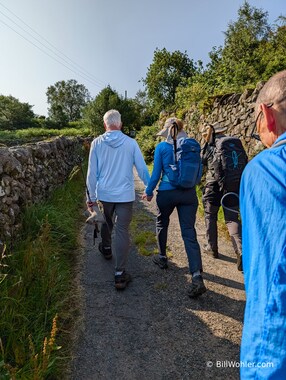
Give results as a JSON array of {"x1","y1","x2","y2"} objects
[
  {"x1": 188, "y1": 275, "x2": 207, "y2": 298},
  {"x1": 237, "y1": 254, "x2": 243, "y2": 271},
  {"x1": 203, "y1": 244, "x2": 219, "y2": 258},
  {"x1": 153, "y1": 255, "x2": 168, "y2": 269},
  {"x1": 98, "y1": 242, "x2": 112, "y2": 260},
  {"x1": 115, "y1": 271, "x2": 131, "y2": 290}
]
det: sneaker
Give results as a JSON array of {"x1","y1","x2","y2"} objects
[
  {"x1": 115, "y1": 271, "x2": 131, "y2": 290},
  {"x1": 237, "y1": 254, "x2": 243, "y2": 271},
  {"x1": 153, "y1": 255, "x2": 168, "y2": 269},
  {"x1": 98, "y1": 242, "x2": 112, "y2": 260},
  {"x1": 188, "y1": 275, "x2": 207, "y2": 298},
  {"x1": 203, "y1": 244, "x2": 219, "y2": 258}
]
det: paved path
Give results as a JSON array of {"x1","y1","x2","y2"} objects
[{"x1": 69, "y1": 176, "x2": 245, "y2": 380}]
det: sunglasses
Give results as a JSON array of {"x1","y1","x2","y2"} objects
[{"x1": 250, "y1": 103, "x2": 274, "y2": 141}]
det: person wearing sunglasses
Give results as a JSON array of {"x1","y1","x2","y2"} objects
[{"x1": 240, "y1": 70, "x2": 286, "y2": 379}]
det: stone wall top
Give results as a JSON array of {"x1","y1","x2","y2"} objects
[
  {"x1": 0, "y1": 136, "x2": 86, "y2": 241},
  {"x1": 184, "y1": 82, "x2": 265, "y2": 157}
]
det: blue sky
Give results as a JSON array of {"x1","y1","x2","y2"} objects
[{"x1": 0, "y1": 0, "x2": 285, "y2": 116}]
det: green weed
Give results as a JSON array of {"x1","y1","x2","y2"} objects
[
  {"x1": 130, "y1": 211, "x2": 157, "y2": 256},
  {"x1": 154, "y1": 282, "x2": 168, "y2": 290},
  {"x1": 0, "y1": 160, "x2": 86, "y2": 379}
]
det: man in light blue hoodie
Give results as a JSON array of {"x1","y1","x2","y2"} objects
[{"x1": 86, "y1": 109, "x2": 150, "y2": 290}]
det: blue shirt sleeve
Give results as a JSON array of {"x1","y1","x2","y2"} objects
[
  {"x1": 145, "y1": 144, "x2": 163, "y2": 196},
  {"x1": 133, "y1": 140, "x2": 150, "y2": 187}
]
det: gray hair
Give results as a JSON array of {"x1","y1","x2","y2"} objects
[
  {"x1": 103, "y1": 109, "x2": 122, "y2": 129},
  {"x1": 256, "y1": 70, "x2": 286, "y2": 114}
]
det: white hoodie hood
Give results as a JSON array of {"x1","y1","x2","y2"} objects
[{"x1": 101, "y1": 130, "x2": 127, "y2": 148}]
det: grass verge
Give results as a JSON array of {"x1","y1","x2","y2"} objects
[
  {"x1": 0, "y1": 161, "x2": 86, "y2": 379},
  {"x1": 130, "y1": 211, "x2": 157, "y2": 256},
  {"x1": 0, "y1": 127, "x2": 91, "y2": 145}
]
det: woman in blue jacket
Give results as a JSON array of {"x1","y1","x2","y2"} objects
[{"x1": 143, "y1": 117, "x2": 206, "y2": 298}]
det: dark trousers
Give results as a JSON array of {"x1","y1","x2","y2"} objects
[
  {"x1": 202, "y1": 182, "x2": 242, "y2": 255},
  {"x1": 156, "y1": 188, "x2": 202, "y2": 274},
  {"x1": 100, "y1": 201, "x2": 133, "y2": 271}
]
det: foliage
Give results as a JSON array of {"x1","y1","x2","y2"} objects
[
  {"x1": 82, "y1": 86, "x2": 120, "y2": 135},
  {"x1": 135, "y1": 125, "x2": 159, "y2": 164},
  {"x1": 258, "y1": 19, "x2": 286, "y2": 79},
  {"x1": 201, "y1": 2, "x2": 285, "y2": 94},
  {"x1": 130, "y1": 211, "x2": 157, "y2": 256},
  {"x1": 0, "y1": 160, "x2": 86, "y2": 378},
  {"x1": 216, "y1": 2, "x2": 270, "y2": 91},
  {"x1": 0, "y1": 95, "x2": 35, "y2": 131},
  {"x1": 31, "y1": 118, "x2": 86, "y2": 131},
  {"x1": 67, "y1": 120, "x2": 86, "y2": 130},
  {"x1": 2, "y1": 3, "x2": 286, "y2": 142},
  {"x1": 46, "y1": 79, "x2": 90, "y2": 125},
  {"x1": 142, "y1": 48, "x2": 196, "y2": 115},
  {"x1": 0, "y1": 126, "x2": 90, "y2": 145},
  {"x1": 133, "y1": 90, "x2": 157, "y2": 126},
  {"x1": 174, "y1": 2, "x2": 286, "y2": 116},
  {"x1": 34, "y1": 117, "x2": 59, "y2": 130},
  {"x1": 82, "y1": 85, "x2": 143, "y2": 136},
  {"x1": 175, "y1": 75, "x2": 209, "y2": 114},
  {"x1": 118, "y1": 97, "x2": 142, "y2": 134}
]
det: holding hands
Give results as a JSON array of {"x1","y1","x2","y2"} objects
[{"x1": 142, "y1": 193, "x2": 153, "y2": 202}]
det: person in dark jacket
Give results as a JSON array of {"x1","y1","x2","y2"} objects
[{"x1": 201, "y1": 122, "x2": 243, "y2": 271}]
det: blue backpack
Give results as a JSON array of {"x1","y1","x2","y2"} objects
[{"x1": 166, "y1": 136, "x2": 202, "y2": 189}]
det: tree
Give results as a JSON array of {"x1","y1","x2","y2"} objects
[
  {"x1": 133, "y1": 90, "x2": 157, "y2": 126},
  {"x1": 161, "y1": 3, "x2": 285, "y2": 118},
  {"x1": 118, "y1": 98, "x2": 141, "y2": 133},
  {"x1": 0, "y1": 95, "x2": 35, "y2": 130},
  {"x1": 206, "y1": 2, "x2": 271, "y2": 92},
  {"x1": 46, "y1": 79, "x2": 90, "y2": 125},
  {"x1": 142, "y1": 48, "x2": 196, "y2": 114},
  {"x1": 175, "y1": 61, "x2": 210, "y2": 113},
  {"x1": 259, "y1": 17, "x2": 286, "y2": 79},
  {"x1": 224, "y1": 2, "x2": 270, "y2": 86},
  {"x1": 135, "y1": 125, "x2": 159, "y2": 164},
  {"x1": 83, "y1": 86, "x2": 142, "y2": 135},
  {"x1": 82, "y1": 86, "x2": 122, "y2": 135}
]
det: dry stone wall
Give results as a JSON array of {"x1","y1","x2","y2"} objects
[
  {"x1": 184, "y1": 82, "x2": 265, "y2": 157},
  {"x1": 0, "y1": 136, "x2": 85, "y2": 241}
]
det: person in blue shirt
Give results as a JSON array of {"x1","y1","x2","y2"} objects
[
  {"x1": 142, "y1": 117, "x2": 206, "y2": 298},
  {"x1": 86, "y1": 109, "x2": 150, "y2": 290},
  {"x1": 240, "y1": 70, "x2": 286, "y2": 379}
]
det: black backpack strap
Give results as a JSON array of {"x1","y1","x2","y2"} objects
[
  {"x1": 170, "y1": 122, "x2": 179, "y2": 164},
  {"x1": 209, "y1": 124, "x2": 216, "y2": 146}
]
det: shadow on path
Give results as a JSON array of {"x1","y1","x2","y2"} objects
[{"x1": 69, "y1": 184, "x2": 245, "y2": 380}]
